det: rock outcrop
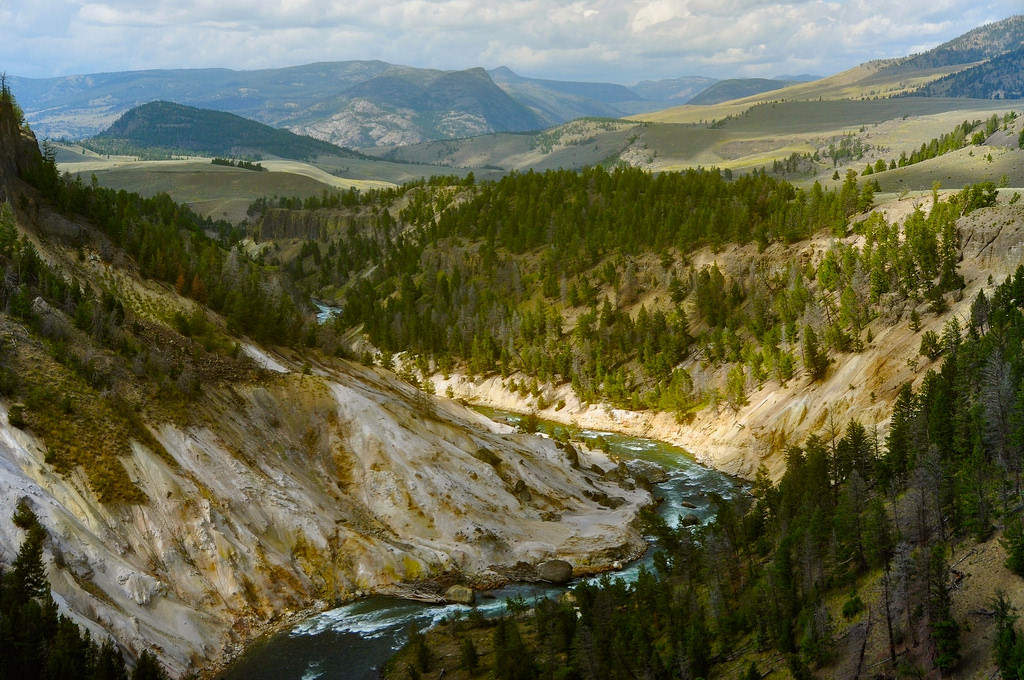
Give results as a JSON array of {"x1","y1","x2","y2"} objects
[{"x1": 0, "y1": 359, "x2": 650, "y2": 676}]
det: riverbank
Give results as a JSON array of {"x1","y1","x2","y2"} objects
[
  {"x1": 217, "y1": 420, "x2": 738, "y2": 680},
  {"x1": 427, "y1": 199, "x2": 1024, "y2": 484},
  {"x1": 430, "y1": 371, "x2": 770, "y2": 480}
]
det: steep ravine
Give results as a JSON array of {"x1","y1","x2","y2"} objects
[
  {"x1": 432, "y1": 194, "x2": 1024, "y2": 481},
  {"x1": 0, "y1": 355, "x2": 650, "y2": 676}
]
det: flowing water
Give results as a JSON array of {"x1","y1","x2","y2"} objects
[
  {"x1": 220, "y1": 411, "x2": 739, "y2": 680},
  {"x1": 312, "y1": 300, "x2": 342, "y2": 325}
]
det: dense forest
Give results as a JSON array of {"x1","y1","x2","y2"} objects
[
  {"x1": 387, "y1": 264, "x2": 1024, "y2": 679},
  {"x1": 253, "y1": 163, "x2": 994, "y2": 416}
]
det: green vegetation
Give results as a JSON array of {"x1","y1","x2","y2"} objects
[
  {"x1": 0, "y1": 504, "x2": 170, "y2": 680},
  {"x1": 0, "y1": 74, "x2": 25, "y2": 127},
  {"x1": 912, "y1": 47, "x2": 1024, "y2": 99},
  {"x1": 257, "y1": 165, "x2": 984, "y2": 416},
  {"x1": 211, "y1": 157, "x2": 265, "y2": 172},
  {"x1": 388, "y1": 263, "x2": 1024, "y2": 678},
  {"x1": 27, "y1": 153, "x2": 304, "y2": 344},
  {"x1": 0, "y1": 123, "x2": 314, "y2": 502},
  {"x1": 993, "y1": 590, "x2": 1024, "y2": 678},
  {"x1": 81, "y1": 101, "x2": 364, "y2": 162},
  {"x1": 861, "y1": 114, "x2": 1017, "y2": 179}
]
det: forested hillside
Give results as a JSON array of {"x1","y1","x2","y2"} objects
[
  {"x1": 0, "y1": 84, "x2": 659, "y2": 677},
  {"x1": 253, "y1": 164, "x2": 991, "y2": 422},
  {"x1": 385, "y1": 261, "x2": 1024, "y2": 679},
  {"x1": 912, "y1": 47, "x2": 1024, "y2": 99},
  {"x1": 243, "y1": 144, "x2": 1024, "y2": 677}
]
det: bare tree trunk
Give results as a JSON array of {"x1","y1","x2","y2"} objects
[{"x1": 883, "y1": 562, "x2": 898, "y2": 666}]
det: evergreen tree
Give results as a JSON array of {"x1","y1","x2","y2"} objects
[
  {"x1": 802, "y1": 325, "x2": 829, "y2": 381},
  {"x1": 130, "y1": 650, "x2": 169, "y2": 680},
  {"x1": 993, "y1": 590, "x2": 1024, "y2": 679},
  {"x1": 927, "y1": 544, "x2": 960, "y2": 674}
]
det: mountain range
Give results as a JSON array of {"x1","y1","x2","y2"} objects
[
  {"x1": 13, "y1": 15, "x2": 1022, "y2": 152},
  {"x1": 10, "y1": 14, "x2": 1024, "y2": 155},
  {"x1": 8, "y1": 63, "x2": 779, "y2": 148}
]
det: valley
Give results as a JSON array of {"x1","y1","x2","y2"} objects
[{"x1": 1, "y1": 12, "x2": 1024, "y2": 680}]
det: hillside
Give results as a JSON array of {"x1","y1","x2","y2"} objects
[
  {"x1": 85, "y1": 101, "x2": 365, "y2": 161},
  {"x1": 633, "y1": 15, "x2": 1024, "y2": 130},
  {"x1": 686, "y1": 77, "x2": 797, "y2": 105},
  {"x1": 0, "y1": 90, "x2": 653, "y2": 677},
  {"x1": 286, "y1": 66, "x2": 547, "y2": 148},
  {"x1": 882, "y1": 14, "x2": 1024, "y2": 76},
  {"x1": 912, "y1": 46, "x2": 1024, "y2": 99},
  {"x1": 369, "y1": 98, "x2": 1020, "y2": 182},
  {"x1": 487, "y1": 67, "x2": 640, "y2": 125}
]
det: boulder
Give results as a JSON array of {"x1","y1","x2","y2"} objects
[
  {"x1": 626, "y1": 460, "x2": 669, "y2": 485},
  {"x1": 681, "y1": 513, "x2": 700, "y2": 527},
  {"x1": 537, "y1": 559, "x2": 573, "y2": 584},
  {"x1": 444, "y1": 585, "x2": 476, "y2": 606}
]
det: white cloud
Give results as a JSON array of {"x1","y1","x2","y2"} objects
[{"x1": 1, "y1": 0, "x2": 1020, "y2": 83}]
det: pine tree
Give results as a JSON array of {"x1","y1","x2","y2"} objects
[
  {"x1": 1002, "y1": 515, "x2": 1024, "y2": 577},
  {"x1": 992, "y1": 590, "x2": 1024, "y2": 679},
  {"x1": 927, "y1": 544, "x2": 960, "y2": 674},
  {"x1": 131, "y1": 650, "x2": 169, "y2": 680},
  {"x1": 802, "y1": 325, "x2": 829, "y2": 381}
]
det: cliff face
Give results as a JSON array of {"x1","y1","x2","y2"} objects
[
  {"x1": 0, "y1": 94, "x2": 41, "y2": 203},
  {"x1": 0, "y1": 354, "x2": 649, "y2": 675}
]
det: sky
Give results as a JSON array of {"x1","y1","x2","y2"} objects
[{"x1": 1, "y1": 0, "x2": 1021, "y2": 85}]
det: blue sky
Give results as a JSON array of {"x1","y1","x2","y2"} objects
[{"x1": 2, "y1": 0, "x2": 1020, "y2": 84}]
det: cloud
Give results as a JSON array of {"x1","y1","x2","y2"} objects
[{"x1": 2, "y1": 0, "x2": 1020, "y2": 83}]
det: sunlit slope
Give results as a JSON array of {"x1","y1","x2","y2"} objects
[
  {"x1": 639, "y1": 99, "x2": 1018, "y2": 174},
  {"x1": 630, "y1": 59, "x2": 972, "y2": 125}
]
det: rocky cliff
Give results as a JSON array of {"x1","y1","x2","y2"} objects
[
  {"x1": 0, "y1": 103, "x2": 650, "y2": 676},
  {"x1": 0, "y1": 359, "x2": 649, "y2": 675}
]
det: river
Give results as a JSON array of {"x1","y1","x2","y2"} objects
[{"x1": 219, "y1": 411, "x2": 739, "y2": 680}]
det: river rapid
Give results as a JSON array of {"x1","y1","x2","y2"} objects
[{"x1": 220, "y1": 412, "x2": 739, "y2": 680}]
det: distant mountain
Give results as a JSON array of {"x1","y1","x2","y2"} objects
[
  {"x1": 86, "y1": 101, "x2": 364, "y2": 160},
  {"x1": 490, "y1": 69, "x2": 719, "y2": 121},
  {"x1": 7, "y1": 62, "x2": 545, "y2": 147},
  {"x1": 488, "y1": 67, "x2": 640, "y2": 125},
  {"x1": 285, "y1": 66, "x2": 545, "y2": 147},
  {"x1": 8, "y1": 62, "x2": 722, "y2": 148},
  {"x1": 623, "y1": 76, "x2": 719, "y2": 108},
  {"x1": 882, "y1": 14, "x2": 1024, "y2": 76},
  {"x1": 686, "y1": 78, "x2": 799, "y2": 105},
  {"x1": 910, "y1": 46, "x2": 1024, "y2": 99},
  {"x1": 7, "y1": 62, "x2": 395, "y2": 140}
]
